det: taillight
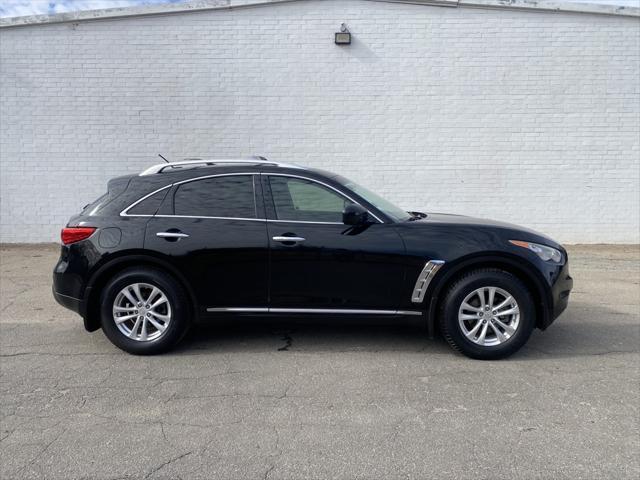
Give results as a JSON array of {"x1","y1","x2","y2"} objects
[{"x1": 61, "y1": 227, "x2": 96, "y2": 245}]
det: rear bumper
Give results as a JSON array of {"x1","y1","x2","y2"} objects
[
  {"x1": 52, "y1": 288, "x2": 82, "y2": 314},
  {"x1": 53, "y1": 248, "x2": 101, "y2": 332},
  {"x1": 53, "y1": 252, "x2": 85, "y2": 316},
  {"x1": 53, "y1": 287, "x2": 101, "y2": 332}
]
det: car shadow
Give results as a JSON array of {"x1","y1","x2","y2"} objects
[
  {"x1": 175, "y1": 317, "x2": 450, "y2": 355},
  {"x1": 517, "y1": 300, "x2": 638, "y2": 360},
  {"x1": 173, "y1": 301, "x2": 638, "y2": 360}
]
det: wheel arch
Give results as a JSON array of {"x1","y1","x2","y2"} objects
[
  {"x1": 424, "y1": 253, "x2": 552, "y2": 336},
  {"x1": 82, "y1": 251, "x2": 198, "y2": 332}
]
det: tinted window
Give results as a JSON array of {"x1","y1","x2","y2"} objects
[
  {"x1": 127, "y1": 189, "x2": 169, "y2": 215},
  {"x1": 334, "y1": 175, "x2": 410, "y2": 222},
  {"x1": 173, "y1": 175, "x2": 256, "y2": 218},
  {"x1": 269, "y1": 176, "x2": 348, "y2": 223},
  {"x1": 82, "y1": 193, "x2": 108, "y2": 215}
]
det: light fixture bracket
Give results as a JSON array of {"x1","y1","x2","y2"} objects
[{"x1": 335, "y1": 23, "x2": 351, "y2": 45}]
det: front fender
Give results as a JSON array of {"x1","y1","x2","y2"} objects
[{"x1": 421, "y1": 252, "x2": 554, "y2": 336}]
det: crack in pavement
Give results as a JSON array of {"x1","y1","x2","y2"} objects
[
  {"x1": 522, "y1": 346, "x2": 637, "y2": 357},
  {"x1": 1, "y1": 245, "x2": 639, "y2": 479},
  {"x1": 144, "y1": 451, "x2": 194, "y2": 479},
  {"x1": 274, "y1": 330, "x2": 293, "y2": 351},
  {"x1": 12, "y1": 426, "x2": 68, "y2": 477},
  {"x1": 263, "y1": 425, "x2": 282, "y2": 480}
]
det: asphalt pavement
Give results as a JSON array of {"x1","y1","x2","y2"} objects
[{"x1": 1, "y1": 244, "x2": 638, "y2": 479}]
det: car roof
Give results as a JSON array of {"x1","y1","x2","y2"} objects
[
  {"x1": 136, "y1": 159, "x2": 337, "y2": 183},
  {"x1": 139, "y1": 158, "x2": 302, "y2": 176}
]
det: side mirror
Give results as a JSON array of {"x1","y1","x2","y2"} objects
[{"x1": 342, "y1": 203, "x2": 369, "y2": 226}]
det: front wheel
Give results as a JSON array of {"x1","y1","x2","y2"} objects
[
  {"x1": 100, "y1": 267, "x2": 190, "y2": 355},
  {"x1": 439, "y1": 269, "x2": 535, "y2": 360}
]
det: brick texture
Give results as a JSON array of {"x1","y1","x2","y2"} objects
[{"x1": 1, "y1": 0, "x2": 639, "y2": 243}]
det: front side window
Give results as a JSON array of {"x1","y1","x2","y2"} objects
[
  {"x1": 269, "y1": 176, "x2": 349, "y2": 223},
  {"x1": 173, "y1": 175, "x2": 256, "y2": 218},
  {"x1": 334, "y1": 175, "x2": 411, "y2": 222}
]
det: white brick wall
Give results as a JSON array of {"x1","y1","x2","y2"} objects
[{"x1": 1, "y1": 0, "x2": 639, "y2": 243}]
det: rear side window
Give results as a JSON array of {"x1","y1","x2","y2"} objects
[
  {"x1": 173, "y1": 175, "x2": 256, "y2": 218},
  {"x1": 127, "y1": 188, "x2": 169, "y2": 216}
]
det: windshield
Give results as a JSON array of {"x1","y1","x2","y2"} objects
[{"x1": 336, "y1": 176, "x2": 412, "y2": 222}]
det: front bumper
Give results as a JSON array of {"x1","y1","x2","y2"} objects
[{"x1": 542, "y1": 260, "x2": 573, "y2": 329}]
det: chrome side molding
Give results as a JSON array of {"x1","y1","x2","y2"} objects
[
  {"x1": 206, "y1": 307, "x2": 422, "y2": 316},
  {"x1": 411, "y1": 260, "x2": 445, "y2": 303},
  {"x1": 207, "y1": 307, "x2": 269, "y2": 313}
]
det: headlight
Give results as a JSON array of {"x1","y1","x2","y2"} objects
[{"x1": 509, "y1": 240, "x2": 563, "y2": 263}]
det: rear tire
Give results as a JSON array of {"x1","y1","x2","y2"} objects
[
  {"x1": 439, "y1": 269, "x2": 534, "y2": 360},
  {"x1": 100, "y1": 267, "x2": 190, "y2": 355}
]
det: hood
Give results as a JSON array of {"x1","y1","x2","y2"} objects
[{"x1": 410, "y1": 212, "x2": 561, "y2": 248}]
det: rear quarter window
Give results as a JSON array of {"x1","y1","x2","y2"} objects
[{"x1": 126, "y1": 189, "x2": 170, "y2": 216}]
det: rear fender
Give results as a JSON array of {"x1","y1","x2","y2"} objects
[{"x1": 82, "y1": 251, "x2": 198, "y2": 331}]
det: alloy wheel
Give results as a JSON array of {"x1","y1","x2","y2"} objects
[
  {"x1": 112, "y1": 282, "x2": 172, "y2": 342},
  {"x1": 458, "y1": 286, "x2": 520, "y2": 347}
]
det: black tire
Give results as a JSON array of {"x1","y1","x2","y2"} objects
[
  {"x1": 100, "y1": 267, "x2": 190, "y2": 355},
  {"x1": 439, "y1": 269, "x2": 535, "y2": 360}
]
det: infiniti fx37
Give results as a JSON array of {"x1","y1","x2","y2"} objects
[{"x1": 53, "y1": 158, "x2": 573, "y2": 359}]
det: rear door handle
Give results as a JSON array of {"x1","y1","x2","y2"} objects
[
  {"x1": 272, "y1": 236, "x2": 305, "y2": 243},
  {"x1": 157, "y1": 232, "x2": 189, "y2": 239}
]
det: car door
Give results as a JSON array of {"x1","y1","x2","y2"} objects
[
  {"x1": 263, "y1": 173, "x2": 407, "y2": 311},
  {"x1": 142, "y1": 173, "x2": 269, "y2": 312}
]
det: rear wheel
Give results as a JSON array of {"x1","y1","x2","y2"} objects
[
  {"x1": 100, "y1": 267, "x2": 190, "y2": 355},
  {"x1": 439, "y1": 269, "x2": 535, "y2": 360}
]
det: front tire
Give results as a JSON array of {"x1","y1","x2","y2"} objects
[
  {"x1": 439, "y1": 269, "x2": 535, "y2": 360},
  {"x1": 100, "y1": 267, "x2": 190, "y2": 355}
]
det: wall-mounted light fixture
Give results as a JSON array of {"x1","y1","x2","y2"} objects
[{"x1": 335, "y1": 23, "x2": 351, "y2": 45}]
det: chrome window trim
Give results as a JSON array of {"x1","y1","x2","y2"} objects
[
  {"x1": 154, "y1": 214, "x2": 266, "y2": 222},
  {"x1": 121, "y1": 172, "x2": 385, "y2": 224},
  {"x1": 267, "y1": 219, "x2": 343, "y2": 226},
  {"x1": 171, "y1": 172, "x2": 257, "y2": 187},
  {"x1": 120, "y1": 185, "x2": 173, "y2": 217},
  {"x1": 206, "y1": 307, "x2": 422, "y2": 316},
  {"x1": 411, "y1": 260, "x2": 446, "y2": 303},
  {"x1": 265, "y1": 173, "x2": 385, "y2": 224}
]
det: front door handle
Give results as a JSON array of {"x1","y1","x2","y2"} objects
[
  {"x1": 272, "y1": 235, "x2": 305, "y2": 244},
  {"x1": 157, "y1": 231, "x2": 190, "y2": 239}
]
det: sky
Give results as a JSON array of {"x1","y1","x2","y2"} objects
[
  {"x1": 0, "y1": 0, "x2": 638, "y2": 18},
  {"x1": 0, "y1": 0, "x2": 188, "y2": 18}
]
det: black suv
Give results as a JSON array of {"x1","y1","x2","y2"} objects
[{"x1": 53, "y1": 158, "x2": 572, "y2": 359}]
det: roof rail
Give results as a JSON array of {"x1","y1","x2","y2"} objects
[{"x1": 139, "y1": 156, "x2": 296, "y2": 176}]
